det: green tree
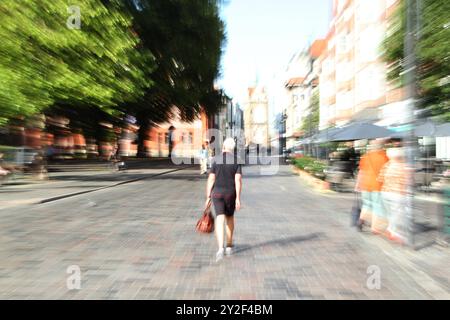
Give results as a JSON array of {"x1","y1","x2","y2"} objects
[
  {"x1": 125, "y1": 0, "x2": 226, "y2": 120},
  {"x1": 301, "y1": 90, "x2": 320, "y2": 135},
  {"x1": 382, "y1": 0, "x2": 450, "y2": 121},
  {"x1": 0, "y1": 0, "x2": 155, "y2": 125},
  {"x1": 123, "y1": 0, "x2": 226, "y2": 154},
  {"x1": 0, "y1": 0, "x2": 226, "y2": 154}
]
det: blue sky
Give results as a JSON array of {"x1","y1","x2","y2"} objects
[{"x1": 218, "y1": 0, "x2": 332, "y2": 105}]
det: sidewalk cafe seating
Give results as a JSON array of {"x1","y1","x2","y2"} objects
[{"x1": 325, "y1": 160, "x2": 354, "y2": 192}]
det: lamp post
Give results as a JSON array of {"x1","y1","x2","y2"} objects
[
  {"x1": 403, "y1": 0, "x2": 421, "y2": 248},
  {"x1": 280, "y1": 111, "x2": 287, "y2": 157}
]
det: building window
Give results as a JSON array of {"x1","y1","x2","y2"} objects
[
  {"x1": 336, "y1": 90, "x2": 353, "y2": 110},
  {"x1": 336, "y1": 61, "x2": 352, "y2": 82},
  {"x1": 337, "y1": 33, "x2": 350, "y2": 55},
  {"x1": 356, "y1": 66, "x2": 384, "y2": 102},
  {"x1": 356, "y1": 0, "x2": 383, "y2": 23},
  {"x1": 357, "y1": 26, "x2": 383, "y2": 63},
  {"x1": 181, "y1": 132, "x2": 193, "y2": 144},
  {"x1": 165, "y1": 133, "x2": 169, "y2": 144}
]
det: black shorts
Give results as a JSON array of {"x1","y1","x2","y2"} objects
[{"x1": 212, "y1": 193, "x2": 236, "y2": 216}]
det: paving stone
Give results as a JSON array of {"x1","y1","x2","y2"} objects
[{"x1": 0, "y1": 165, "x2": 448, "y2": 299}]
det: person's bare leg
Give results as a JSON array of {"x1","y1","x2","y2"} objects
[
  {"x1": 215, "y1": 214, "x2": 225, "y2": 249},
  {"x1": 225, "y1": 216, "x2": 234, "y2": 247}
]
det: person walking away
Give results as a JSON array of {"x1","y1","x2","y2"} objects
[
  {"x1": 205, "y1": 138, "x2": 242, "y2": 262},
  {"x1": 355, "y1": 139, "x2": 389, "y2": 234},
  {"x1": 199, "y1": 144, "x2": 208, "y2": 174},
  {"x1": 378, "y1": 144, "x2": 410, "y2": 243},
  {"x1": 206, "y1": 140, "x2": 214, "y2": 170},
  {"x1": 341, "y1": 142, "x2": 358, "y2": 178}
]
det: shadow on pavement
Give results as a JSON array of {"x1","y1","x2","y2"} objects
[
  {"x1": 148, "y1": 169, "x2": 298, "y2": 182},
  {"x1": 233, "y1": 233, "x2": 323, "y2": 254},
  {"x1": 0, "y1": 189, "x2": 30, "y2": 193},
  {"x1": 48, "y1": 166, "x2": 193, "y2": 182},
  {"x1": 48, "y1": 173, "x2": 153, "y2": 182},
  {"x1": 239, "y1": 172, "x2": 298, "y2": 178},
  {"x1": 412, "y1": 222, "x2": 442, "y2": 250},
  {"x1": 149, "y1": 173, "x2": 206, "y2": 182}
]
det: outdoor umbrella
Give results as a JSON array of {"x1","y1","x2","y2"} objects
[
  {"x1": 435, "y1": 123, "x2": 450, "y2": 137},
  {"x1": 309, "y1": 132, "x2": 321, "y2": 143},
  {"x1": 414, "y1": 121, "x2": 437, "y2": 137},
  {"x1": 311, "y1": 127, "x2": 341, "y2": 143},
  {"x1": 330, "y1": 122, "x2": 395, "y2": 141},
  {"x1": 302, "y1": 137, "x2": 313, "y2": 144}
]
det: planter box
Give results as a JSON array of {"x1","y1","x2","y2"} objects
[{"x1": 292, "y1": 166, "x2": 330, "y2": 192}]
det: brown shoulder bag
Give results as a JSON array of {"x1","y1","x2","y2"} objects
[{"x1": 196, "y1": 200, "x2": 214, "y2": 233}]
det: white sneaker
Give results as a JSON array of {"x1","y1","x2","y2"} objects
[
  {"x1": 225, "y1": 247, "x2": 233, "y2": 256},
  {"x1": 216, "y1": 248, "x2": 224, "y2": 262}
]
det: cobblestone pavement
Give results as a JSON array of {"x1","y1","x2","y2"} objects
[
  {"x1": 0, "y1": 164, "x2": 448, "y2": 299},
  {"x1": 0, "y1": 160, "x2": 190, "y2": 209}
]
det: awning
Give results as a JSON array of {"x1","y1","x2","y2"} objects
[
  {"x1": 436, "y1": 123, "x2": 450, "y2": 137},
  {"x1": 311, "y1": 127, "x2": 341, "y2": 143},
  {"x1": 330, "y1": 122, "x2": 395, "y2": 141},
  {"x1": 414, "y1": 121, "x2": 438, "y2": 137}
]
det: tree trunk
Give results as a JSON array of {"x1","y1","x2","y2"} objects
[{"x1": 137, "y1": 116, "x2": 150, "y2": 158}]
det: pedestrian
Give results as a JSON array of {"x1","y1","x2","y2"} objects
[
  {"x1": 168, "y1": 125, "x2": 175, "y2": 158},
  {"x1": 378, "y1": 142, "x2": 410, "y2": 244},
  {"x1": 205, "y1": 140, "x2": 214, "y2": 170},
  {"x1": 0, "y1": 153, "x2": 10, "y2": 177},
  {"x1": 205, "y1": 138, "x2": 242, "y2": 262},
  {"x1": 199, "y1": 144, "x2": 208, "y2": 174},
  {"x1": 341, "y1": 141, "x2": 359, "y2": 178},
  {"x1": 355, "y1": 139, "x2": 389, "y2": 234}
]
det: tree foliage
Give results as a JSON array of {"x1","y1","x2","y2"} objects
[
  {"x1": 381, "y1": 0, "x2": 450, "y2": 121},
  {"x1": 301, "y1": 89, "x2": 320, "y2": 135},
  {"x1": 124, "y1": 0, "x2": 226, "y2": 125},
  {"x1": 0, "y1": 0, "x2": 226, "y2": 131},
  {"x1": 0, "y1": 0, "x2": 155, "y2": 125}
]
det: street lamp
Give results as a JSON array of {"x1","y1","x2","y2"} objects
[{"x1": 403, "y1": 0, "x2": 421, "y2": 248}]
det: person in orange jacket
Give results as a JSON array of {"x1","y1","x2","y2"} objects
[{"x1": 355, "y1": 139, "x2": 389, "y2": 234}]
